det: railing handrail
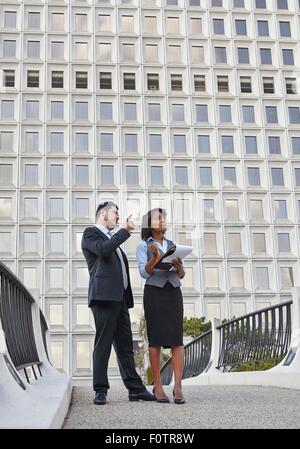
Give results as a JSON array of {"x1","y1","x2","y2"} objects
[
  {"x1": 216, "y1": 300, "x2": 293, "y2": 330},
  {"x1": 0, "y1": 262, "x2": 35, "y2": 305}
]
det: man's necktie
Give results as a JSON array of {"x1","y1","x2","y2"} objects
[{"x1": 108, "y1": 231, "x2": 128, "y2": 290}]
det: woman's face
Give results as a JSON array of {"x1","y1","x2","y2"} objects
[{"x1": 151, "y1": 211, "x2": 167, "y2": 233}]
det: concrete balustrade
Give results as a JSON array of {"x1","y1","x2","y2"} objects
[{"x1": 183, "y1": 287, "x2": 300, "y2": 390}]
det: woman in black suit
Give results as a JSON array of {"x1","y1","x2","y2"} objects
[{"x1": 136, "y1": 208, "x2": 186, "y2": 404}]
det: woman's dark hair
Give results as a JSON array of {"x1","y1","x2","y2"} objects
[{"x1": 141, "y1": 208, "x2": 167, "y2": 240}]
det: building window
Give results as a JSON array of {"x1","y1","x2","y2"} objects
[
  {"x1": 27, "y1": 41, "x2": 40, "y2": 58},
  {"x1": 100, "y1": 101, "x2": 113, "y2": 120},
  {"x1": 99, "y1": 72, "x2": 112, "y2": 90},
  {"x1": 51, "y1": 41, "x2": 64, "y2": 59},
  {"x1": 191, "y1": 46, "x2": 204, "y2": 64},
  {"x1": 76, "y1": 72, "x2": 88, "y2": 89},
  {"x1": 147, "y1": 74, "x2": 159, "y2": 91},
  {"x1": 100, "y1": 165, "x2": 114, "y2": 185},
  {"x1": 253, "y1": 233, "x2": 266, "y2": 253},
  {"x1": 171, "y1": 74, "x2": 182, "y2": 91},
  {"x1": 257, "y1": 20, "x2": 269, "y2": 36},
  {"x1": 194, "y1": 75, "x2": 206, "y2": 92},
  {"x1": 172, "y1": 104, "x2": 185, "y2": 122},
  {"x1": 215, "y1": 47, "x2": 227, "y2": 63},
  {"x1": 221, "y1": 136, "x2": 234, "y2": 154},
  {"x1": 256, "y1": 267, "x2": 269, "y2": 290},
  {"x1": 3, "y1": 40, "x2": 16, "y2": 58},
  {"x1": 27, "y1": 70, "x2": 39, "y2": 88},
  {"x1": 245, "y1": 136, "x2": 258, "y2": 154},
  {"x1": 199, "y1": 167, "x2": 212, "y2": 186},
  {"x1": 260, "y1": 48, "x2": 272, "y2": 64},
  {"x1": 123, "y1": 73, "x2": 136, "y2": 90},
  {"x1": 75, "y1": 102, "x2": 88, "y2": 120},
  {"x1": 51, "y1": 101, "x2": 64, "y2": 120},
  {"x1": 51, "y1": 71, "x2": 64, "y2": 89},
  {"x1": 4, "y1": 11, "x2": 17, "y2": 28},
  {"x1": 240, "y1": 76, "x2": 252, "y2": 93},
  {"x1": 167, "y1": 17, "x2": 180, "y2": 34},
  {"x1": 190, "y1": 18, "x2": 202, "y2": 34},
  {"x1": 274, "y1": 200, "x2": 287, "y2": 219},
  {"x1": 100, "y1": 133, "x2": 113, "y2": 152},
  {"x1": 237, "y1": 47, "x2": 249, "y2": 64},
  {"x1": 148, "y1": 103, "x2": 161, "y2": 121},
  {"x1": 250, "y1": 199, "x2": 264, "y2": 220},
  {"x1": 173, "y1": 135, "x2": 186, "y2": 153},
  {"x1": 288, "y1": 107, "x2": 300, "y2": 124},
  {"x1": 75, "y1": 133, "x2": 88, "y2": 153},
  {"x1": 217, "y1": 76, "x2": 229, "y2": 92},
  {"x1": 219, "y1": 105, "x2": 232, "y2": 123},
  {"x1": 175, "y1": 166, "x2": 188, "y2": 185},
  {"x1": 248, "y1": 167, "x2": 261, "y2": 186},
  {"x1": 271, "y1": 168, "x2": 284, "y2": 186},
  {"x1": 268, "y1": 136, "x2": 281, "y2": 154},
  {"x1": 150, "y1": 166, "x2": 164, "y2": 185},
  {"x1": 223, "y1": 167, "x2": 236, "y2": 186},
  {"x1": 286, "y1": 78, "x2": 297, "y2": 94},
  {"x1": 122, "y1": 43, "x2": 135, "y2": 61},
  {"x1": 144, "y1": 44, "x2": 158, "y2": 62},
  {"x1": 124, "y1": 103, "x2": 137, "y2": 121},
  {"x1": 265, "y1": 106, "x2": 278, "y2": 124},
  {"x1": 50, "y1": 132, "x2": 64, "y2": 153},
  {"x1": 213, "y1": 19, "x2": 225, "y2": 35},
  {"x1": 235, "y1": 20, "x2": 247, "y2": 36},
  {"x1": 98, "y1": 14, "x2": 111, "y2": 32},
  {"x1": 168, "y1": 45, "x2": 181, "y2": 63},
  {"x1": 282, "y1": 49, "x2": 294, "y2": 65},
  {"x1": 3, "y1": 70, "x2": 15, "y2": 87},
  {"x1": 279, "y1": 21, "x2": 291, "y2": 38},
  {"x1": 125, "y1": 134, "x2": 138, "y2": 153},
  {"x1": 1, "y1": 100, "x2": 14, "y2": 119},
  {"x1": 25, "y1": 164, "x2": 38, "y2": 185},
  {"x1": 126, "y1": 166, "x2": 139, "y2": 185},
  {"x1": 28, "y1": 12, "x2": 40, "y2": 29},
  {"x1": 196, "y1": 104, "x2": 208, "y2": 122},
  {"x1": 26, "y1": 101, "x2": 39, "y2": 120},
  {"x1": 50, "y1": 165, "x2": 64, "y2": 185},
  {"x1": 99, "y1": 43, "x2": 111, "y2": 61},
  {"x1": 197, "y1": 135, "x2": 210, "y2": 154},
  {"x1": 149, "y1": 134, "x2": 162, "y2": 153},
  {"x1": 278, "y1": 233, "x2": 290, "y2": 252},
  {"x1": 204, "y1": 199, "x2": 215, "y2": 220},
  {"x1": 263, "y1": 77, "x2": 275, "y2": 94},
  {"x1": 242, "y1": 105, "x2": 255, "y2": 123},
  {"x1": 292, "y1": 137, "x2": 300, "y2": 155},
  {"x1": 51, "y1": 13, "x2": 64, "y2": 31},
  {"x1": 144, "y1": 16, "x2": 157, "y2": 33},
  {"x1": 121, "y1": 15, "x2": 134, "y2": 33},
  {"x1": 0, "y1": 131, "x2": 14, "y2": 152},
  {"x1": 75, "y1": 14, "x2": 88, "y2": 32}
]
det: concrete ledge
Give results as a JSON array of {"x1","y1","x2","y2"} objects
[
  {"x1": 183, "y1": 370, "x2": 300, "y2": 390},
  {"x1": 0, "y1": 366, "x2": 72, "y2": 429}
]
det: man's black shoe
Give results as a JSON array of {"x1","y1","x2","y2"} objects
[
  {"x1": 129, "y1": 390, "x2": 156, "y2": 402},
  {"x1": 94, "y1": 391, "x2": 107, "y2": 405}
]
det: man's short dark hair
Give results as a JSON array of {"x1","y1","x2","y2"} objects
[{"x1": 95, "y1": 201, "x2": 118, "y2": 220}]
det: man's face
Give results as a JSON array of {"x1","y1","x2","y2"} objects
[{"x1": 103, "y1": 206, "x2": 119, "y2": 230}]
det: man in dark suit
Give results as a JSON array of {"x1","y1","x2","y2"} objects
[{"x1": 81, "y1": 201, "x2": 155, "y2": 405}]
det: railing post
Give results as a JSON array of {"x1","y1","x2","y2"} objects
[
  {"x1": 271, "y1": 287, "x2": 300, "y2": 373},
  {"x1": 202, "y1": 318, "x2": 222, "y2": 375}
]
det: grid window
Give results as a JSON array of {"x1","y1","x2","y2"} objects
[
  {"x1": 217, "y1": 76, "x2": 229, "y2": 92},
  {"x1": 124, "y1": 73, "x2": 135, "y2": 90},
  {"x1": 28, "y1": 70, "x2": 40, "y2": 88},
  {"x1": 260, "y1": 48, "x2": 272, "y2": 64},
  {"x1": 268, "y1": 136, "x2": 281, "y2": 154},
  {"x1": 149, "y1": 134, "x2": 162, "y2": 153},
  {"x1": 175, "y1": 166, "x2": 188, "y2": 185},
  {"x1": 245, "y1": 136, "x2": 257, "y2": 154},
  {"x1": 286, "y1": 78, "x2": 297, "y2": 94},
  {"x1": 271, "y1": 168, "x2": 284, "y2": 186},
  {"x1": 76, "y1": 72, "x2": 88, "y2": 89},
  {"x1": 240, "y1": 77, "x2": 252, "y2": 93},
  {"x1": 248, "y1": 167, "x2": 261, "y2": 186},
  {"x1": 257, "y1": 20, "x2": 269, "y2": 36},
  {"x1": 3, "y1": 70, "x2": 15, "y2": 87},
  {"x1": 171, "y1": 74, "x2": 182, "y2": 91},
  {"x1": 194, "y1": 75, "x2": 206, "y2": 92},
  {"x1": 147, "y1": 74, "x2": 159, "y2": 91},
  {"x1": 274, "y1": 200, "x2": 287, "y2": 219},
  {"x1": 51, "y1": 72, "x2": 63, "y2": 89},
  {"x1": 263, "y1": 77, "x2": 275, "y2": 94},
  {"x1": 4, "y1": 11, "x2": 17, "y2": 28},
  {"x1": 197, "y1": 135, "x2": 210, "y2": 153},
  {"x1": 150, "y1": 166, "x2": 164, "y2": 185},
  {"x1": 3, "y1": 40, "x2": 16, "y2": 58},
  {"x1": 100, "y1": 72, "x2": 112, "y2": 90}
]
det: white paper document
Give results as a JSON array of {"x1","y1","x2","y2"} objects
[{"x1": 162, "y1": 244, "x2": 193, "y2": 262}]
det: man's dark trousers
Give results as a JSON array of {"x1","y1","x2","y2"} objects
[{"x1": 91, "y1": 294, "x2": 145, "y2": 394}]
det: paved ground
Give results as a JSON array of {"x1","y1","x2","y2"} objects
[{"x1": 63, "y1": 384, "x2": 300, "y2": 429}]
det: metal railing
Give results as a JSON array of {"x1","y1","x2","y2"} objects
[
  {"x1": 216, "y1": 301, "x2": 292, "y2": 371},
  {"x1": 160, "y1": 330, "x2": 212, "y2": 385},
  {"x1": 0, "y1": 261, "x2": 43, "y2": 383}
]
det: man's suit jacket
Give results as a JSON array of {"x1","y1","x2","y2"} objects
[{"x1": 81, "y1": 226, "x2": 134, "y2": 308}]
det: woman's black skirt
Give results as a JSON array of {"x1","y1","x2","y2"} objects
[{"x1": 143, "y1": 281, "x2": 183, "y2": 349}]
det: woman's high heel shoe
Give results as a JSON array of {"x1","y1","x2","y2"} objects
[
  {"x1": 152, "y1": 387, "x2": 170, "y2": 403},
  {"x1": 173, "y1": 389, "x2": 185, "y2": 405}
]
